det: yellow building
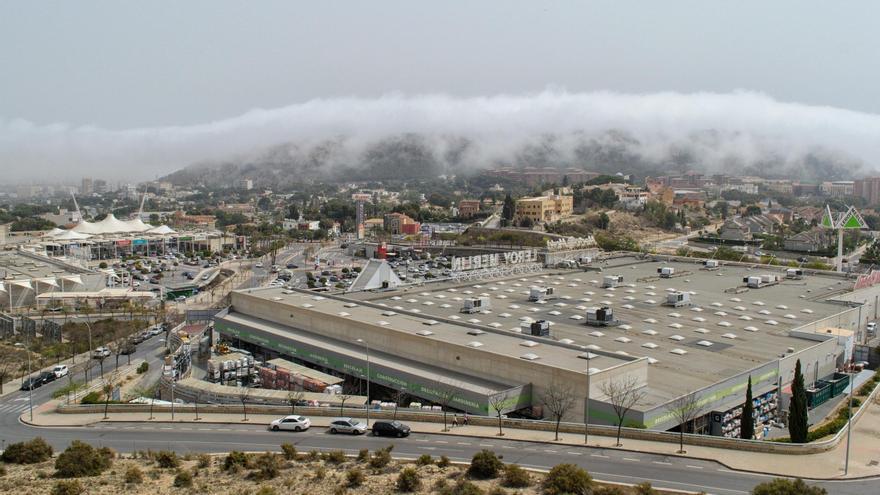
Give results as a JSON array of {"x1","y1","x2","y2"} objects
[{"x1": 515, "y1": 195, "x2": 574, "y2": 223}]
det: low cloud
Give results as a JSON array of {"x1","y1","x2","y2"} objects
[{"x1": 2, "y1": 90, "x2": 879, "y2": 183}]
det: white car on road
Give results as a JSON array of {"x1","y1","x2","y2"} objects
[
  {"x1": 52, "y1": 365, "x2": 69, "y2": 378},
  {"x1": 269, "y1": 415, "x2": 311, "y2": 432}
]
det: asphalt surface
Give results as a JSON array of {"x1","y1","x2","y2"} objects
[{"x1": 0, "y1": 309, "x2": 875, "y2": 494}]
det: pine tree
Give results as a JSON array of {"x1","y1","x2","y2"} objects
[
  {"x1": 501, "y1": 194, "x2": 515, "y2": 222},
  {"x1": 789, "y1": 359, "x2": 809, "y2": 443},
  {"x1": 740, "y1": 376, "x2": 755, "y2": 439}
]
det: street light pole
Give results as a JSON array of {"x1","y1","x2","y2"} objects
[
  {"x1": 357, "y1": 338, "x2": 370, "y2": 427},
  {"x1": 25, "y1": 326, "x2": 33, "y2": 422},
  {"x1": 844, "y1": 370, "x2": 855, "y2": 475},
  {"x1": 584, "y1": 355, "x2": 592, "y2": 445}
]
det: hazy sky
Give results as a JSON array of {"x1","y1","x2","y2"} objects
[{"x1": 2, "y1": 1, "x2": 880, "y2": 182}]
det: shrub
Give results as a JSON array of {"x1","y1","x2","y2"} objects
[
  {"x1": 1, "y1": 437, "x2": 53, "y2": 464},
  {"x1": 314, "y1": 465, "x2": 327, "y2": 480},
  {"x1": 467, "y1": 449, "x2": 504, "y2": 479},
  {"x1": 80, "y1": 391, "x2": 101, "y2": 404},
  {"x1": 173, "y1": 469, "x2": 193, "y2": 488},
  {"x1": 594, "y1": 487, "x2": 626, "y2": 495},
  {"x1": 251, "y1": 452, "x2": 282, "y2": 481},
  {"x1": 542, "y1": 463, "x2": 593, "y2": 495},
  {"x1": 0, "y1": 464, "x2": 6, "y2": 476},
  {"x1": 255, "y1": 487, "x2": 278, "y2": 495},
  {"x1": 347, "y1": 467, "x2": 366, "y2": 487},
  {"x1": 357, "y1": 449, "x2": 370, "y2": 463},
  {"x1": 396, "y1": 467, "x2": 422, "y2": 492},
  {"x1": 323, "y1": 450, "x2": 347, "y2": 464},
  {"x1": 197, "y1": 454, "x2": 212, "y2": 468},
  {"x1": 281, "y1": 443, "x2": 297, "y2": 461},
  {"x1": 306, "y1": 450, "x2": 320, "y2": 462},
  {"x1": 751, "y1": 478, "x2": 827, "y2": 495},
  {"x1": 634, "y1": 481, "x2": 659, "y2": 495},
  {"x1": 51, "y1": 479, "x2": 84, "y2": 495},
  {"x1": 488, "y1": 488, "x2": 508, "y2": 495},
  {"x1": 416, "y1": 454, "x2": 433, "y2": 466},
  {"x1": 369, "y1": 446, "x2": 393, "y2": 469},
  {"x1": 54, "y1": 441, "x2": 113, "y2": 478},
  {"x1": 136, "y1": 362, "x2": 149, "y2": 374},
  {"x1": 224, "y1": 451, "x2": 250, "y2": 472},
  {"x1": 124, "y1": 465, "x2": 144, "y2": 484},
  {"x1": 437, "y1": 455, "x2": 451, "y2": 468},
  {"x1": 155, "y1": 450, "x2": 180, "y2": 468},
  {"x1": 502, "y1": 464, "x2": 531, "y2": 488},
  {"x1": 440, "y1": 479, "x2": 484, "y2": 495}
]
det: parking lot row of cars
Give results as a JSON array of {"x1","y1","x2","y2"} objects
[{"x1": 268, "y1": 415, "x2": 411, "y2": 437}]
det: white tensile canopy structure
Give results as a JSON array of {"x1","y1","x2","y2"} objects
[
  {"x1": 52, "y1": 229, "x2": 92, "y2": 241},
  {"x1": 62, "y1": 213, "x2": 172, "y2": 237},
  {"x1": 147, "y1": 225, "x2": 176, "y2": 235}
]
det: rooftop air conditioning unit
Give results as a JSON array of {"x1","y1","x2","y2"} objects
[
  {"x1": 704, "y1": 259, "x2": 720, "y2": 269},
  {"x1": 586, "y1": 305, "x2": 617, "y2": 326},
  {"x1": 658, "y1": 267, "x2": 675, "y2": 278},
  {"x1": 602, "y1": 275, "x2": 623, "y2": 288},
  {"x1": 525, "y1": 320, "x2": 550, "y2": 337},
  {"x1": 528, "y1": 286, "x2": 554, "y2": 302},
  {"x1": 665, "y1": 291, "x2": 691, "y2": 307},
  {"x1": 786, "y1": 268, "x2": 804, "y2": 279},
  {"x1": 744, "y1": 276, "x2": 762, "y2": 288},
  {"x1": 461, "y1": 296, "x2": 491, "y2": 314}
]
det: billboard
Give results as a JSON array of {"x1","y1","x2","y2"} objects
[{"x1": 451, "y1": 249, "x2": 537, "y2": 272}]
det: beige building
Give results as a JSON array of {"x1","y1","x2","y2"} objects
[{"x1": 515, "y1": 195, "x2": 573, "y2": 223}]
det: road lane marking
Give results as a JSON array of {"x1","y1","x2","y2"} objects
[
  {"x1": 590, "y1": 454, "x2": 608, "y2": 458},
  {"x1": 543, "y1": 449, "x2": 557, "y2": 453},
  {"x1": 417, "y1": 447, "x2": 436, "y2": 451},
  {"x1": 652, "y1": 461, "x2": 672, "y2": 465},
  {"x1": 566, "y1": 452, "x2": 583, "y2": 456},
  {"x1": 479, "y1": 443, "x2": 494, "y2": 447},
  {"x1": 686, "y1": 465, "x2": 704, "y2": 469},
  {"x1": 622, "y1": 457, "x2": 639, "y2": 462},
  {"x1": 456, "y1": 442, "x2": 471, "y2": 445}
]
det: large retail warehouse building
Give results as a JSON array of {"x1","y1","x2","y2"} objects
[{"x1": 216, "y1": 255, "x2": 879, "y2": 435}]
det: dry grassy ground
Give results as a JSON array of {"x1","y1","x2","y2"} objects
[{"x1": 0, "y1": 449, "x2": 679, "y2": 495}]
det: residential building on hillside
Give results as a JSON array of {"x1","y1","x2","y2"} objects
[
  {"x1": 515, "y1": 195, "x2": 574, "y2": 223},
  {"x1": 822, "y1": 181, "x2": 854, "y2": 198},
  {"x1": 855, "y1": 177, "x2": 880, "y2": 205},
  {"x1": 458, "y1": 199, "x2": 481, "y2": 218},
  {"x1": 383, "y1": 212, "x2": 420, "y2": 235}
]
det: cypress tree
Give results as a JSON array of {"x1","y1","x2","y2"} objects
[
  {"x1": 740, "y1": 376, "x2": 755, "y2": 439},
  {"x1": 501, "y1": 194, "x2": 515, "y2": 222},
  {"x1": 789, "y1": 359, "x2": 809, "y2": 443}
]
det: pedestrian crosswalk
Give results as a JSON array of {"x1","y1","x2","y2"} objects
[{"x1": 0, "y1": 399, "x2": 32, "y2": 414}]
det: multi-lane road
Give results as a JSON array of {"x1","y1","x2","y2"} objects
[
  {"x1": 1, "y1": 356, "x2": 875, "y2": 494},
  {"x1": 0, "y1": 301, "x2": 875, "y2": 494}
]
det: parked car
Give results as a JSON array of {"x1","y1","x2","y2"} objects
[
  {"x1": 269, "y1": 415, "x2": 311, "y2": 432},
  {"x1": 255, "y1": 262, "x2": 264, "y2": 268},
  {"x1": 52, "y1": 364, "x2": 69, "y2": 378},
  {"x1": 20, "y1": 376, "x2": 43, "y2": 391},
  {"x1": 286, "y1": 263, "x2": 296, "y2": 269},
  {"x1": 92, "y1": 347, "x2": 111, "y2": 359},
  {"x1": 38, "y1": 371, "x2": 57, "y2": 384},
  {"x1": 328, "y1": 417, "x2": 367, "y2": 435},
  {"x1": 371, "y1": 420, "x2": 411, "y2": 438},
  {"x1": 149, "y1": 325, "x2": 163, "y2": 336},
  {"x1": 175, "y1": 295, "x2": 186, "y2": 302}
]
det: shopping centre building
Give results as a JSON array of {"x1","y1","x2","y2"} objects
[{"x1": 214, "y1": 254, "x2": 879, "y2": 435}]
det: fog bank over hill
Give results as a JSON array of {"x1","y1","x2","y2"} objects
[{"x1": 2, "y1": 90, "x2": 878, "y2": 184}]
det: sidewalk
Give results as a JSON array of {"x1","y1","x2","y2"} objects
[{"x1": 24, "y1": 397, "x2": 880, "y2": 480}]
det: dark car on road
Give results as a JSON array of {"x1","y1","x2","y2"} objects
[
  {"x1": 20, "y1": 376, "x2": 44, "y2": 391},
  {"x1": 371, "y1": 420, "x2": 411, "y2": 438},
  {"x1": 38, "y1": 371, "x2": 57, "y2": 384}
]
